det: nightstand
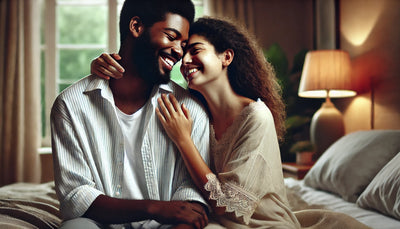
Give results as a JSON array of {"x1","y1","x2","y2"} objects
[{"x1": 282, "y1": 162, "x2": 314, "y2": 180}]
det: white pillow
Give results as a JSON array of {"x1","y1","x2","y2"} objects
[
  {"x1": 304, "y1": 130, "x2": 400, "y2": 202},
  {"x1": 356, "y1": 152, "x2": 400, "y2": 220}
]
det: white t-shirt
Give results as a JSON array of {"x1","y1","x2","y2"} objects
[{"x1": 116, "y1": 106, "x2": 147, "y2": 199}]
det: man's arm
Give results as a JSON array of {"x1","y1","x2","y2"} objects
[{"x1": 84, "y1": 195, "x2": 208, "y2": 228}]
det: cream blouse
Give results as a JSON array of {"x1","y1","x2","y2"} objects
[{"x1": 205, "y1": 100, "x2": 300, "y2": 228}]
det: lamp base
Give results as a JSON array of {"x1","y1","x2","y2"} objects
[{"x1": 310, "y1": 99, "x2": 344, "y2": 158}]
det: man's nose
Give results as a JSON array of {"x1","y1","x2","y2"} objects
[{"x1": 171, "y1": 41, "x2": 184, "y2": 60}]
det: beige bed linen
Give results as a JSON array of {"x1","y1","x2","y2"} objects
[
  {"x1": 205, "y1": 101, "x2": 371, "y2": 229},
  {"x1": 0, "y1": 181, "x2": 61, "y2": 228}
]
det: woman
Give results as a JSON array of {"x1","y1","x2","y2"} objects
[
  {"x1": 93, "y1": 17, "x2": 298, "y2": 228},
  {"x1": 91, "y1": 17, "x2": 370, "y2": 229}
]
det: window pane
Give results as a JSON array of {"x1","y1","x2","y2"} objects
[
  {"x1": 59, "y1": 49, "x2": 105, "y2": 82},
  {"x1": 59, "y1": 83, "x2": 73, "y2": 92},
  {"x1": 58, "y1": 5, "x2": 107, "y2": 44},
  {"x1": 195, "y1": 5, "x2": 203, "y2": 18}
]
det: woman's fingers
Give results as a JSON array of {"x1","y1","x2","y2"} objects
[
  {"x1": 181, "y1": 103, "x2": 192, "y2": 121},
  {"x1": 155, "y1": 107, "x2": 166, "y2": 123},
  {"x1": 107, "y1": 53, "x2": 125, "y2": 73},
  {"x1": 91, "y1": 53, "x2": 124, "y2": 80},
  {"x1": 161, "y1": 94, "x2": 176, "y2": 113},
  {"x1": 157, "y1": 94, "x2": 190, "y2": 122},
  {"x1": 100, "y1": 53, "x2": 124, "y2": 79},
  {"x1": 157, "y1": 95, "x2": 172, "y2": 121},
  {"x1": 168, "y1": 94, "x2": 184, "y2": 114}
]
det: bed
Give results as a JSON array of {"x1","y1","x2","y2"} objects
[
  {"x1": 0, "y1": 130, "x2": 399, "y2": 228},
  {"x1": 286, "y1": 129, "x2": 400, "y2": 229}
]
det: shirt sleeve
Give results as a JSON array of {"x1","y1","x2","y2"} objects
[
  {"x1": 170, "y1": 92, "x2": 210, "y2": 208},
  {"x1": 51, "y1": 96, "x2": 103, "y2": 220}
]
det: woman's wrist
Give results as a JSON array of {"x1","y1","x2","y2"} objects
[{"x1": 175, "y1": 135, "x2": 193, "y2": 149}]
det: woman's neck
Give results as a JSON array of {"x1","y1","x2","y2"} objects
[{"x1": 200, "y1": 83, "x2": 253, "y2": 140}]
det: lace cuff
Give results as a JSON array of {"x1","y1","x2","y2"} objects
[{"x1": 204, "y1": 173, "x2": 260, "y2": 224}]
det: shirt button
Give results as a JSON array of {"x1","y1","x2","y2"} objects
[{"x1": 115, "y1": 191, "x2": 120, "y2": 196}]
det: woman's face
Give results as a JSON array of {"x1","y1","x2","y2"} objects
[{"x1": 180, "y1": 34, "x2": 226, "y2": 91}]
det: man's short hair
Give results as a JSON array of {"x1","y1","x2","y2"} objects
[{"x1": 119, "y1": 0, "x2": 195, "y2": 44}]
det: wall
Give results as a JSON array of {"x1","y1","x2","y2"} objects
[
  {"x1": 338, "y1": 0, "x2": 400, "y2": 132},
  {"x1": 251, "y1": 0, "x2": 399, "y2": 133},
  {"x1": 252, "y1": 0, "x2": 314, "y2": 63}
]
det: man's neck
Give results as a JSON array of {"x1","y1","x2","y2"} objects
[
  {"x1": 109, "y1": 75, "x2": 153, "y2": 114},
  {"x1": 109, "y1": 47, "x2": 154, "y2": 115}
]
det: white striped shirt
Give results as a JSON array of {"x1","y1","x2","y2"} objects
[{"x1": 50, "y1": 75, "x2": 210, "y2": 223}]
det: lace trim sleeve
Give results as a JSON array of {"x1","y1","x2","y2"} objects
[{"x1": 204, "y1": 173, "x2": 260, "y2": 225}]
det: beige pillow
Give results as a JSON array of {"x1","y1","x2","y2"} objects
[
  {"x1": 304, "y1": 130, "x2": 400, "y2": 202},
  {"x1": 356, "y1": 152, "x2": 400, "y2": 219}
]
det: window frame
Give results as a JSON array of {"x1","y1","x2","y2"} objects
[{"x1": 42, "y1": 0, "x2": 121, "y2": 147}]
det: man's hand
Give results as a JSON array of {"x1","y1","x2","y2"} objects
[{"x1": 149, "y1": 201, "x2": 208, "y2": 229}]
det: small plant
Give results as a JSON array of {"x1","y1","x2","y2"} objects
[{"x1": 289, "y1": 141, "x2": 315, "y2": 154}]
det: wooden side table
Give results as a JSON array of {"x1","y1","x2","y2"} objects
[{"x1": 282, "y1": 162, "x2": 314, "y2": 180}]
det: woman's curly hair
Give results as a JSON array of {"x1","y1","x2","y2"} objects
[{"x1": 189, "y1": 17, "x2": 286, "y2": 141}]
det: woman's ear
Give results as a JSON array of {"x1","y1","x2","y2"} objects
[
  {"x1": 221, "y1": 49, "x2": 234, "y2": 67},
  {"x1": 129, "y1": 16, "x2": 144, "y2": 38}
]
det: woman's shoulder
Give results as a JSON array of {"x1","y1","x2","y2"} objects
[{"x1": 246, "y1": 99, "x2": 274, "y2": 123}]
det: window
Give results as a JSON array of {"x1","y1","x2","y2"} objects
[{"x1": 40, "y1": 0, "x2": 204, "y2": 147}]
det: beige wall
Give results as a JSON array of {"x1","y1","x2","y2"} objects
[{"x1": 338, "y1": 0, "x2": 400, "y2": 132}]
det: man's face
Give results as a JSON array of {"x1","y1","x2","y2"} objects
[{"x1": 133, "y1": 13, "x2": 190, "y2": 85}]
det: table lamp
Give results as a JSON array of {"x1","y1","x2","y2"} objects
[{"x1": 298, "y1": 50, "x2": 356, "y2": 157}]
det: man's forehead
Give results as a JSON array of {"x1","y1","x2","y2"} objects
[{"x1": 158, "y1": 13, "x2": 190, "y2": 37}]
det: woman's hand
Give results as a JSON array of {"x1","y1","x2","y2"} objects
[
  {"x1": 90, "y1": 53, "x2": 125, "y2": 80},
  {"x1": 156, "y1": 94, "x2": 193, "y2": 147}
]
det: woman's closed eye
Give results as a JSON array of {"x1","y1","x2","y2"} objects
[{"x1": 190, "y1": 48, "x2": 201, "y2": 55}]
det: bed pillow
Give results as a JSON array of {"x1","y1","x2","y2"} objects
[
  {"x1": 304, "y1": 130, "x2": 400, "y2": 202},
  {"x1": 356, "y1": 152, "x2": 400, "y2": 220}
]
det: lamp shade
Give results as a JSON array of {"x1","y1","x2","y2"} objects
[{"x1": 298, "y1": 50, "x2": 356, "y2": 98}]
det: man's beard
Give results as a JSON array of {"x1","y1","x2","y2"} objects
[{"x1": 132, "y1": 31, "x2": 171, "y2": 85}]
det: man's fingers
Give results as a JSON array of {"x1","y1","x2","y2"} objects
[{"x1": 188, "y1": 202, "x2": 208, "y2": 228}]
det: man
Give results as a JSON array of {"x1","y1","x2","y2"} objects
[{"x1": 50, "y1": 0, "x2": 210, "y2": 228}]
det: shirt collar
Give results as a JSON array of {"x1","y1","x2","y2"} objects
[
  {"x1": 158, "y1": 82, "x2": 173, "y2": 93},
  {"x1": 84, "y1": 75, "x2": 114, "y2": 103},
  {"x1": 83, "y1": 75, "x2": 175, "y2": 104}
]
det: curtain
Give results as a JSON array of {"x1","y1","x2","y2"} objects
[
  {"x1": 0, "y1": 0, "x2": 41, "y2": 186},
  {"x1": 204, "y1": 0, "x2": 255, "y2": 34}
]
